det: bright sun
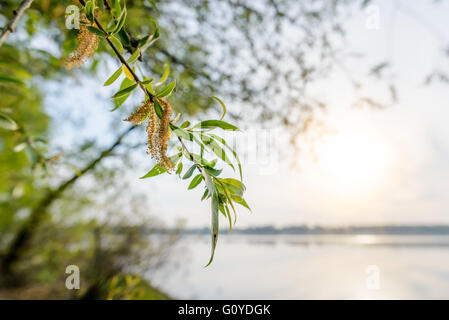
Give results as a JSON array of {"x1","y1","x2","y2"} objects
[{"x1": 315, "y1": 127, "x2": 393, "y2": 191}]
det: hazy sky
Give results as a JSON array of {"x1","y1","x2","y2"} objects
[{"x1": 46, "y1": 0, "x2": 449, "y2": 228}]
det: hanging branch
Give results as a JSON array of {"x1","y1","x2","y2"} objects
[
  {"x1": 73, "y1": 0, "x2": 250, "y2": 266},
  {"x1": 0, "y1": 0, "x2": 34, "y2": 48}
]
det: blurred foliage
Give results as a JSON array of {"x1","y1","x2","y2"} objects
[{"x1": 1, "y1": 0, "x2": 447, "y2": 299}]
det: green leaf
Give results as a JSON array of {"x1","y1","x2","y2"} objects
[
  {"x1": 117, "y1": 28, "x2": 131, "y2": 47},
  {"x1": 151, "y1": 19, "x2": 160, "y2": 38},
  {"x1": 87, "y1": 26, "x2": 107, "y2": 37},
  {"x1": 0, "y1": 112, "x2": 19, "y2": 130},
  {"x1": 97, "y1": 0, "x2": 105, "y2": 13},
  {"x1": 154, "y1": 63, "x2": 170, "y2": 87},
  {"x1": 112, "y1": 83, "x2": 137, "y2": 99},
  {"x1": 208, "y1": 133, "x2": 243, "y2": 181},
  {"x1": 171, "y1": 126, "x2": 195, "y2": 142},
  {"x1": 216, "y1": 178, "x2": 237, "y2": 224},
  {"x1": 113, "y1": 7, "x2": 127, "y2": 34},
  {"x1": 149, "y1": 0, "x2": 160, "y2": 14},
  {"x1": 0, "y1": 74, "x2": 25, "y2": 86},
  {"x1": 188, "y1": 174, "x2": 203, "y2": 190},
  {"x1": 205, "y1": 193, "x2": 220, "y2": 267},
  {"x1": 142, "y1": 76, "x2": 154, "y2": 94},
  {"x1": 109, "y1": 35, "x2": 124, "y2": 53},
  {"x1": 104, "y1": 67, "x2": 122, "y2": 86},
  {"x1": 140, "y1": 78, "x2": 154, "y2": 85},
  {"x1": 153, "y1": 99, "x2": 163, "y2": 119},
  {"x1": 111, "y1": 77, "x2": 134, "y2": 110},
  {"x1": 85, "y1": 0, "x2": 94, "y2": 21},
  {"x1": 139, "y1": 34, "x2": 159, "y2": 53},
  {"x1": 210, "y1": 96, "x2": 227, "y2": 120},
  {"x1": 156, "y1": 80, "x2": 175, "y2": 98},
  {"x1": 175, "y1": 162, "x2": 183, "y2": 176},
  {"x1": 220, "y1": 178, "x2": 245, "y2": 197},
  {"x1": 224, "y1": 204, "x2": 233, "y2": 232},
  {"x1": 112, "y1": 0, "x2": 121, "y2": 16},
  {"x1": 193, "y1": 120, "x2": 240, "y2": 131},
  {"x1": 182, "y1": 164, "x2": 196, "y2": 180},
  {"x1": 199, "y1": 134, "x2": 234, "y2": 170},
  {"x1": 201, "y1": 189, "x2": 209, "y2": 201},
  {"x1": 208, "y1": 159, "x2": 217, "y2": 167},
  {"x1": 180, "y1": 120, "x2": 190, "y2": 129},
  {"x1": 205, "y1": 166, "x2": 222, "y2": 177},
  {"x1": 127, "y1": 50, "x2": 140, "y2": 63},
  {"x1": 231, "y1": 195, "x2": 251, "y2": 212},
  {"x1": 201, "y1": 168, "x2": 216, "y2": 197},
  {"x1": 140, "y1": 153, "x2": 182, "y2": 179},
  {"x1": 139, "y1": 163, "x2": 166, "y2": 179}
]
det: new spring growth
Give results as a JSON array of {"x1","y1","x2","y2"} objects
[
  {"x1": 64, "y1": 13, "x2": 98, "y2": 69},
  {"x1": 124, "y1": 98, "x2": 173, "y2": 170}
]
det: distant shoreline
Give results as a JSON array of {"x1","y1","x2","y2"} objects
[{"x1": 175, "y1": 225, "x2": 449, "y2": 235}]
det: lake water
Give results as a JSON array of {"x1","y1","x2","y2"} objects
[{"x1": 151, "y1": 234, "x2": 449, "y2": 299}]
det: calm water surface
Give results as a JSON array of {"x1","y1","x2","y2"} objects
[{"x1": 151, "y1": 234, "x2": 449, "y2": 299}]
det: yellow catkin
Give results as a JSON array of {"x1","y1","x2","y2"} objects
[
  {"x1": 139, "y1": 98, "x2": 174, "y2": 170},
  {"x1": 157, "y1": 98, "x2": 173, "y2": 169},
  {"x1": 64, "y1": 15, "x2": 98, "y2": 70},
  {"x1": 146, "y1": 103, "x2": 158, "y2": 160},
  {"x1": 124, "y1": 100, "x2": 152, "y2": 125}
]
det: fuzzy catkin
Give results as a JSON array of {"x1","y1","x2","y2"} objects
[
  {"x1": 125, "y1": 100, "x2": 152, "y2": 125},
  {"x1": 64, "y1": 16, "x2": 98, "y2": 69},
  {"x1": 157, "y1": 98, "x2": 173, "y2": 169},
  {"x1": 146, "y1": 102, "x2": 158, "y2": 161}
]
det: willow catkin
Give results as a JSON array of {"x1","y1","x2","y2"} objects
[
  {"x1": 124, "y1": 100, "x2": 152, "y2": 125},
  {"x1": 146, "y1": 102, "x2": 158, "y2": 161},
  {"x1": 124, "y1": 98, "x2": 173, "y2": 170},
  {"x1": 157, "y1": 98, "x2": 173, "y2": 169},
  {"x1": 64, "y1": 15, "x2": 98, "y2": 69}
]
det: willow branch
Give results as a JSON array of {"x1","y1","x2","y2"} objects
[
  {"x1": 78, "y1": 0, "x2": 197, "y2": 161},
  {"x1": 0, "y1": 0, "x2": 34, "y2": 48}
]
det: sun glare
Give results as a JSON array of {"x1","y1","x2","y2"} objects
[{"x1": 316, "y1": 126, "x2": 393, "y2": 192}]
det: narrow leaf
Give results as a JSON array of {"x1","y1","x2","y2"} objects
[
  {"x1": 156, "y1": 80, "x2": 175, "y2": 98},
  {"x1": 182, "y1": 164, "x2": 196, "y2": 180},
  {"x1": 122, "y1": 64, "x2": 134, "y2": 81},
  {"x1": 175, "y1": 162, "x2": 183, "y2": 176},
  {"x1": 154, "y1": 63, "x2": 170, "y2": 87},
  {"x1": 210, "y1": 96, "x2": 227, "y2": 120},
  {"x1": 205, "y1": 193, "x2": 219, "y2": 267},
  {"x1": 109, "y1": 35, "x2": 124, "y2": 53},
  {"x1": 113, "y1": 7, "x2": 127, "y2": 34},
  {"x1": 188, "y1": 174, "x2": 203, "y2": 190},
  {"x1": 111, "y1": 77, "x2": 134, "y2": 110},
  {"x1": 103, "y1": 67, "x2": 122, "y2": 86},
  {"x1": 0, "y1": 74, "x2": 25, "y2": 85},
  {"x1": 231, "y1": 195, "x2": 251, "y2": 212},
  {"x1": 86, "y1": 26, "x2": 107, "y2": 37},
  {"x1": 112, "y1": 83, "x2": 137, "y2": 99},
  {"x1": 193, "y1": 120, "x2": 239, "y2": 131},
  {"x1": 153, "y1": 99, "x2": 163, "y2": 119},
  {"x1": 139, "y1": 163, "x2": 166, "y2": 179},
  {"x1": 208, "y1": 133, "x2": 243, "y2": 181},
  {"x1": 127, "y1": 49, "x2": 140, "y2": 63}
]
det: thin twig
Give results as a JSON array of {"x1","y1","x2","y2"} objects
[
  {"x1": 0, "y1": 0, "x2": 34, "y2": 48},
  {"x1": 78, "y1": 0, "x2": 197, "y2": 160}
]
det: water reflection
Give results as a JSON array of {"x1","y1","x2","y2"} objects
[{"x1": 151, "y1": 234, "x2": 449, "y2": 299}]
